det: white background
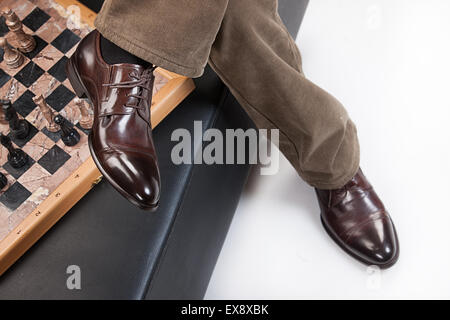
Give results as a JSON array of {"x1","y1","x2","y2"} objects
[{"x1": 205, "y1": 0, "x2": 450, "y2": 299}]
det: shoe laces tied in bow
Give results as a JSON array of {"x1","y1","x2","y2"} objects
[
  {"x1": 102, "y1": 65, "x2": 157, "y2": 110},
  {"x1": 328, "y1": 176, "x2": 359, "y2": 207}
]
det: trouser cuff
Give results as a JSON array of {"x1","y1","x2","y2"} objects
[
  {"x1": 307, "y1": 141, "x2": 360, "y2": 190},
  {"x1": 94, "y1": 18, "x2": 204, "y2": 78}
]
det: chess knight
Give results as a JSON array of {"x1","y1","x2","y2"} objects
[{"x1": 67, "y1": 0, "x2": 399, "y2": 268}]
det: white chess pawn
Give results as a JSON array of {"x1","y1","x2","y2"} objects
[
  {"x1": 75, "y1": 98, "x2": 93, "y2": 130},
  {"x1": 0, "y1": 37, "x2": 24, "y2": 69},
  {"x1": 32, "y1": 95, "x2": 59, "y2": 133}
]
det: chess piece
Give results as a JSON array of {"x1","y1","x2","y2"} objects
[
  {"x1": 2, "y1": 7, "x2": 36, "y2": 53},
  {"x1": 0, "y1": 99, "x2": 10, "y2": 125},
  {"x1": 0, "y1": 172, "x2": 7, "y2": 190},
  {"x1": 54, "y1": 115, "x2": 80, "y2": 146},
  {"x1": 32, "y1": 95, "x2": 59, "y2": 132},
  {"x1": 0, "y1": 134, "x2": 27, "y2": 169},
  {"x1": 2, "y1": 100, "x2": 30, "y2": 139},
  {"x1": 0, "y1": 37, "x2": 24, "y2": 69},
  {"x1": 75, "y1": 98, "x2": 93, "y2": 130}
]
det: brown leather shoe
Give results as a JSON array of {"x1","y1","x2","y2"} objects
[
  {"x1": 66, "y1": 30, "x2": 160, "y2": 210},
  {"x1": 315, "y1": 168, "x2": 399, "y2": 268}
]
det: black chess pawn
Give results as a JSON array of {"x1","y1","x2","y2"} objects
[
  {"x1": 2, "y1": 100, "x2": 30, "y2": 140},
  {"x1": 0, "y1": 172, "x2": 7, "y2": 190},
  {"x1": 54, "y1": 115, "x2": 80, "y2": 146},
  {"x1": 0, "y1": 134, "x2": 28, "y2": 169}
]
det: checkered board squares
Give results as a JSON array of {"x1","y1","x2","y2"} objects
[
  {"x1": 51, "y1": 29, "x2": 81, "y2": 54},
  {"x1": 45, "y1": 84, "x2": 76, "y2": 111},
  {"x1": 22, "y1": 7, "x2": 50, "y2": 32},
  {"x1": 0, "y1": 182, "x2": 32, "y2": 211},
  {"x1": 0, "y1": 0, "x2": 93, "y2": 241},
  {"x1": 0, "y1": 69, "x2": 10, "y2": 88},
  {"x1": 0, "y1": 16, "x2": 9, "y2": 37}
]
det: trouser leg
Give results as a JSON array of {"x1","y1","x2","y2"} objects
[
  {"x1": 208, "y1": 0, "x2": 360, "y2": 189},
  {"x1": 95, "y1": 0, "x2": 360, "y2": 189},
  {"x1": 95, "y1": 0, "x2": 228, "y2": 77}
]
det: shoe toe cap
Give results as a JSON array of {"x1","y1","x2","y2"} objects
[
  {"x1": 348, "y1": 217, "x2": 399, "y2": 268},
  {"x1": 102, "y1": 151, "x2": 161, "y2": 210}
]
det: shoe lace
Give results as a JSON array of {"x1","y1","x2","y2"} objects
[
  {"x1": 102, "y1": 65, "x2": 157, "y2": 110},
  {"x1": 329, "y1": 176, "x2": 358, "y2": 206}
]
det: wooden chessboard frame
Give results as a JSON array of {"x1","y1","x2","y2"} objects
[{"x1": 0, "y1": 0, "x2": 195, "y2": 276}]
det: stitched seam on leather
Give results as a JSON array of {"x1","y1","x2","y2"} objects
[
  {"x1": 99, "y1": 146, "x2": 154, "y2": 157},
  {"x1": 98, "y1": 112, "x2": 134, "y2": 117},
  {"x1": 341, "y1": 214, "x2": 387, "y2": 242},
  {"x1": 143, "y1": 88, "x2": 229, "y2": 299}
]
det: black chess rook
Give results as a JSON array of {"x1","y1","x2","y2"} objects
[
  {"x1": 0, "y1": 134, "x2": 28, "y2": 169},
  {"x1": 54, "y1": 115, "x2": 80, "y2": 146},
  {"x1": 2, "y1": 100, "x2": 30, "y2": 140}
]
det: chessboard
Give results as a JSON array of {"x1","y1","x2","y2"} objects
[{"x1": 0, "y1": 0, "x2": 195, "y2": 276}]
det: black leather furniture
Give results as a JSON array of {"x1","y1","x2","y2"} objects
[{"x1": 0, "y1": 0, "x2": 309, "y2": 299}]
